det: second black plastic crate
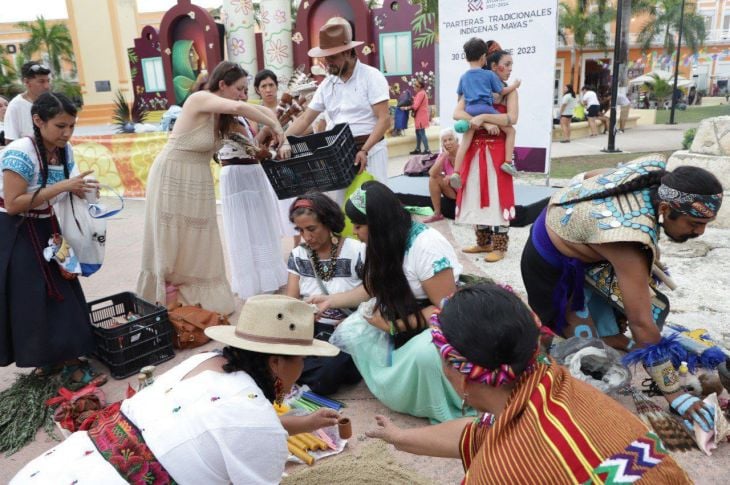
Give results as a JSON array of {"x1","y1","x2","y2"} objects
[
  {"x1": 87, "y1": 292, "x2": 175, "y2": 379},
  {"x1": 262, "y1": 123, "x2": 358, "y2": 199}
]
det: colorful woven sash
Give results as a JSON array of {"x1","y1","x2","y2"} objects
[
  {"x1": 455, "y1": 104, "x2": 516, "y2": 220},
  {"x1": 87, "y1": 406, "x2": 177, "y2": 484},
  {"x1": 458, "y1": 361, "x2": 689, "y2": 484}
]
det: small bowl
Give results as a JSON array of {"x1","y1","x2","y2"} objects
[{"x1": 718, "y1": 360, "x2": 730, "y2": 395}]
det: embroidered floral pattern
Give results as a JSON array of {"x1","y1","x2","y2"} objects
[
  {"x1": 2, "y1": 149, "x2": 34, "y2": 182},
  {"x1": 406, "y1": 222, "x2": 428, "y2": 252},
  {"x1": 432, "y1": 257, "x2": 452, "y2": 275},
  {"x1": 87, "y1": 410, "x2": 176, "y2": 484}
]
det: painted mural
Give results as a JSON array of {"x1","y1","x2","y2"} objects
[
  {"x1": 158, "y1": 0, "x2": 223, "y2": 105},
  {"x1": 128, "y1": 26, "x2": 170, "y2": 114},
  {"x1": 71, "y1": 133, "x2": 222, "y2": 199},
  {"x1": 128, "y1": 0, "x2": 436, "y2": 106}
]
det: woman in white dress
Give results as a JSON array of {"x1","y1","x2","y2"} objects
[
  {"x1": 286, "y1": 192, "x2": 364, "y2": 395},
  {"x1": 254, "y1": 69, "x2": 300, "y2": 246},
  {"x1": 12, "y1": 295, "x2": 340, "y2": 485},
  {"x1": 218, "y1": 74, "x2": 288, "y2": 300},
  {"x1": 137, "y1": 62, "x2": 285, "y2": 315}
]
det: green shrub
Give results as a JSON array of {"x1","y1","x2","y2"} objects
[{"x1": 682, "y1": 128, "x2": 696, "y2": 150}]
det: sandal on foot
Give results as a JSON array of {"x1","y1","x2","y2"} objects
[
  {"x1": 33, "y1": 364, "x2": 64, "y2": 377},
  {"x1": 62, "y1": 362, "x2": 106, "y2": 386}
]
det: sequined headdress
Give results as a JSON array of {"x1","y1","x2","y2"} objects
[{"x1": 657, "y1": 184, "x2": 723, "y2": 219}]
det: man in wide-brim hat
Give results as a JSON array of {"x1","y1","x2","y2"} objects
[{"x1": 284, "y1": 18, "x2": 391, "y2": 196}]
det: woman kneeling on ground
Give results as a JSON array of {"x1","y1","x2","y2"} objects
[
  {"x1": 367, "y1": 283, "x2": 690, "y2": 484},
  {"x1": 423, "y1": 128, "x2": 459, "y2": 223},
  {"x1": 286, "y1": 192, "x2": 364, "y2": 395},
  {"x1": 312, "y1": 181, "x2": 468, "y2": 423},
  {"x1": 12, "y1": 295, "x2": 340, "y2": 484}
]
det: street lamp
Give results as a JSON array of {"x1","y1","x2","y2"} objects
[
  {"x1": 669, "y1": 0, "x2": 687, "y2": 124},
  {"x1": 602, "y1": 0, "x2": 624, "y2": 153}
]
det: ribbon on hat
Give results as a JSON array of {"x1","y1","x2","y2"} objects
[{"x1": 657, "y1": 184, "x2": 723, "y2": 219}]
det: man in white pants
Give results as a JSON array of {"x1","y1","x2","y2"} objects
[{"x1": 285, "y1": 18, "x2": 391, "y2": 193}]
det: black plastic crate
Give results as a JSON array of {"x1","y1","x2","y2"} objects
[
  {"x1": 262, "y1": 123, "x2": 358, "y2": 199},
  {"x1": 87, "y1": 292, "x2": 175, "y2": 379}
]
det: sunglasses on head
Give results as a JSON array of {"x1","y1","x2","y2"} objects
[{"x1": 29, "y1": 64, "x2": 49, "y2": 72}]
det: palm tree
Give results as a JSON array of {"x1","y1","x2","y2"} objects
[
  {"x1": 636, "y1": 0, "x2": 707, "y2": 56},
  {"x1": 558, "y1": 1, "x2": 616, "y2": 88},
  {"x1": 15, "y1": 16, "x2": 75, "y2": 76},
  {"x1": 0, "y1": 57, "x2": 22, "y2": 97},
  {"x1": 644, "y1": 73, "x2": 673, "y2": 107}
]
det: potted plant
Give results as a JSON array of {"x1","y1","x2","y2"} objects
[{"x1": 112, "y1": 90, "x2": 148, "y2": 133}]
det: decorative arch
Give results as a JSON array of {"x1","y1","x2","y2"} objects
[
  {"x1": 158, "y1": 0, "x2": 222, "y2": 105},
  {"x1": 292, "y1": 0, "x2": 374, "y2": 73}
]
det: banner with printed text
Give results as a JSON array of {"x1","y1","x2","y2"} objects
[{"x1": 438, "y1": 0, "x2": 558, "y2": 173}]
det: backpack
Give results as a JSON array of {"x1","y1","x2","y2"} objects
[
  {"x1": 168, "y1": 304, "x2": 229, "y2": 349},
  {"x1": 403, "y1": 153, "x2": 439, "y2": 176}
]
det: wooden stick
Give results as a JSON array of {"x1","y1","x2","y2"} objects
[{"x1": 652, "y1": 263, "x2": 677, "y2": 290}]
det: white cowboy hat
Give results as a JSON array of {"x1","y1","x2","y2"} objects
[{"x1": 205, "y1": 295, "x2": 340, "y2": 357}]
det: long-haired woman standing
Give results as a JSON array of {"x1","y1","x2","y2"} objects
[{"x1": 137, "y1": 61, "x2": 285, "y2": 315}]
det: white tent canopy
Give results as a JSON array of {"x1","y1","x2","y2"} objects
[{"x1": 629, "y1": 69, "x2": 695, "y2": 88}]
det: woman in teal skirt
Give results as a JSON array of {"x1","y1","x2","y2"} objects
[{"x1": 314, "y1": 181, "x2": 470, "y2": 423}]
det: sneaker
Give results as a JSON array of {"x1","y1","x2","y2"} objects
[
  {"x1": 448, "y1": 173, "x2": 462, "y2": 190},
  {"x1": 423, "y1": 213, "x2": 445, "y2": 223},
  {"x1": 560, "y1": 139, "x2": 570, "y2": 143},
  {"x1": 423, "y1": 150, "x2": 432, "y2": 155},
  {"x1": 409, "y1": 149, "x2": 422, "y2": 155},
  {"x1": 500, "y1": 162, "x2": 519, "y2": 177}
]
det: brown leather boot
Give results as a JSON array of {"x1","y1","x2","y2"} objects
[
  {"x1": 462, "y1": 228, "x2": 492, "y2": 253},
  {"x1": 484, "y1": 233, "x2": 508, "y2": 262}
]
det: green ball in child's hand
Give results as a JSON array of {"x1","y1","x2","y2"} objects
[{"x1": 454, "y1": 119, "x2": 470, "y2": 134}]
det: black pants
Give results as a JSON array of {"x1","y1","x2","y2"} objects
[{"x1": 297, "y1": 322, "x2": 361, "y2": 396}]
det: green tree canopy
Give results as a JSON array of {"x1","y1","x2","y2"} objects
[
  {"x1": 636, "y1": 0, "x2": 707, "y2": 56},
  {"x1": 558, "y1": 1, "x2": 615, "y2": 87},
  {"x1": 16, "y1": 16, "x2": 75, "y2": 76}
]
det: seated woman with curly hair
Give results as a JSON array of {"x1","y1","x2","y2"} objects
[{"x1": 286, "y1": 192, "x2": 364, "y2": 395}]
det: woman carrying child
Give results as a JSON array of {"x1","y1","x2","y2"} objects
[{"x1": 453, "y1": 40, "x2": 519, "y2": 263}]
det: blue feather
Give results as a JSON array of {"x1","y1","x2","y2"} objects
[
  {"x1": 699, "y1": 346, "x2": 727, "y2": 370},
  {"x1": 622, "y1": 334, "x2": 689, "y2": 369}
]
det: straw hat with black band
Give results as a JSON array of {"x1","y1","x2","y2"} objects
[
  {"x1": 307, "y1": 19, "x2": 363, "y2": 58},
  {"x1": 205, "y1": 294, "x2": 339, "y2": 357}
]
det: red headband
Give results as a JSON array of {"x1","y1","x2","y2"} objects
[{"x1": 293, "y1": 199, "x2": 315, "y2": 210}]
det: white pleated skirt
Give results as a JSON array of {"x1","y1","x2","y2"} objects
[{"x1": 220, "y1": 164, "x2": 288, "y2": 299}]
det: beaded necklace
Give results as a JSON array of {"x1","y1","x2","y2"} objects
[{"x1": 309, "y1": 237, "x2": 339, "y2": 282}]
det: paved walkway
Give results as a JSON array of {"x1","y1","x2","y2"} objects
[{"x1": 549, "y1": 122, "x2": 695, "y2": 158}]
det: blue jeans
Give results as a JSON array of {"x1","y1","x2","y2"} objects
[{"x1": 415, "y1": 128, "x2": 429, "y2": 152}]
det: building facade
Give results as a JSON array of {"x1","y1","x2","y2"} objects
[{"x1": 555, "y1": 0, "x2": 730, "y2": 105}]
